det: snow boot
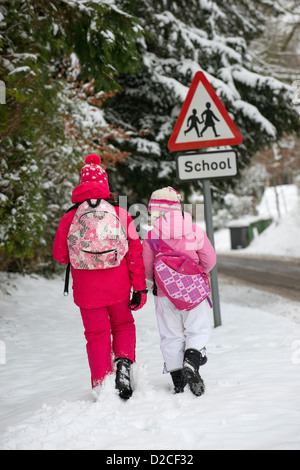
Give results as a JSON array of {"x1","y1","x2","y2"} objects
[
  {"x1": 170, "y1": 369, "x2": 187, "y2": 394},
  {"x1": 182, "y1": 348, "x2": 206, "y2": 397},
  {"x1": 115, "y1": 357, "x2": 133, "y2": 400}
]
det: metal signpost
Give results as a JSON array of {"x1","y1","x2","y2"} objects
[
  {"x1": 202, "y1": 178, "x2": 222, "y2": 327},
  {"x1": 168, "y1": 72, "x2": 243, "y2": 328}
]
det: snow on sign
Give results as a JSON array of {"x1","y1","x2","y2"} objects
[{"x1": 168, "y1": 72, "x2": 243, "y2": 151}]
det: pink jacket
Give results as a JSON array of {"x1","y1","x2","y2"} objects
[
  {"x1": 53, "y1": 182, "x2": 146, "y2": 309},
  {"x1": 142, "y1": 210, "x2": 216, "y2": 296}
]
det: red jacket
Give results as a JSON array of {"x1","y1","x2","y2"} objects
[{"x1": 53, "y1": 182, "x2": 146, "y2": 309}]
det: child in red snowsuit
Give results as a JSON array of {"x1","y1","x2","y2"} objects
[{"x1": 53, "y1": 155, "x2": 147, "y2": 399}]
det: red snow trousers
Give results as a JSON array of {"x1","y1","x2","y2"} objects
[{"x1": 80, "y1": 297, "x2": 136, "y2": 388}]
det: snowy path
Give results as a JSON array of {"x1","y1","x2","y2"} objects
[{"x1": 1, "y1": 273, "x2": 300, "y2": 450}]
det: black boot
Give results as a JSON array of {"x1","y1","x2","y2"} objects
[
  {"x1": 170, "y1": 369, "x2": 187, "y2": 394},
  {"x1": 115, "y1": 357, "x2": 133, "y2": 400},
  {"x1": 182, "y1": 349, "x2": 206, "y2": 397}
]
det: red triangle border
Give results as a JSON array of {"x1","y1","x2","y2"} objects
[{"x1": 168, "y1": 72, "x2": 243, "y2": 151}]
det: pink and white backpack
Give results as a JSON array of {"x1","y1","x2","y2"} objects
[
  {"x1": 148, "y1": 237, "x2": 212, "y2": 311},
  {"x1": 67, "y1": 199, "x2": 128, "y2": 270}
]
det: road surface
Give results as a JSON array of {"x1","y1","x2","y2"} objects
[{"x1": 217, "y1": 254, "x2": 300, "y2": 302}]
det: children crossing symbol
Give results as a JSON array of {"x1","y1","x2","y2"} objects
[{"x1": 185, "y1": 102, "x2": 221, "y2": 139}]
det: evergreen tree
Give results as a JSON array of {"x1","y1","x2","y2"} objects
[
  {"x1": 104, "y1": 0, "x2": 300, "y2": 204},
  {"x1": 0, "y1": 0, "x2": 143, "y2": 272},
  {"x1": 250, "y1": 0, "x2": 300, "y2": 83}
]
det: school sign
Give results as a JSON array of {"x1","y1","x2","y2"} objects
[
  {"x1": 177, "y1": 150, "x2": 238, "y2": 181},
  {"x1": 168, "y1": 72, "x2": 243, "y2": 152}
]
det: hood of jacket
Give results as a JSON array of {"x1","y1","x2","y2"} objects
[
  {"x1": 71, "y1": 181, "x2": 111, "y2": 203},
  {"x1": 152, "y1": 210, "x2": 195, "y2": 241}
]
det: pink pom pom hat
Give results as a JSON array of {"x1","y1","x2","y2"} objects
[
  {"x1": 78, "y1": 154, "x2": 111, "y2": 199},
  {"x1": 81, "y1": 154, "x2": 108, "y2": 184}
]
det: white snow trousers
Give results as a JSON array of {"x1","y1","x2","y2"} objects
[{"x1": 154, "y1": 296, "x2": 211, "y2": 373}]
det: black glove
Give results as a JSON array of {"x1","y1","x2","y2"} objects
[{"x1": 129, "y1": 289, "x2": 148, "y2": 311}]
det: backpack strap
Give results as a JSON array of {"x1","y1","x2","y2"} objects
[
  {"x1": 63, "y1": 202, "x2": 83, "y2": 296},
  {"x1": 87, "y1": 198, "x2": 101, "y2": 208},
  {"x1": 147, "y1": 238, "x2": 162, "y2": 255},
  {"x1": 147, "y1": 234, "x2": 174, "y2": 256},
  {"x1": 64, "y1": 262, "x2": 71, "y2": 296}
]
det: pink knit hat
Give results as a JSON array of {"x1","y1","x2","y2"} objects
[
  {"x1": 148, "y1": 187, "x2": 182, "y2": 214},
  {"x1": 81, "y1": 154, "x2": 109, "y2": 188}
]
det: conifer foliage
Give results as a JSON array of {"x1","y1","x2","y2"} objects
[
  {"x1": 104, "y1": 0, "x2": 300, "y2": 203},
  {"x1": 0, "y1": 0, "x2": 299, "y2": 273},
  {"x1": 0, "y1": 0, "x2": 142, "y2": 272}
]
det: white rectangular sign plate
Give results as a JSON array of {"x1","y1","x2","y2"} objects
[{"x1": 176, "y1": 150, "x2": 238, "y2": 181}]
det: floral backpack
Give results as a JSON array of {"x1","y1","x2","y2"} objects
[
  {"x1": 147, "y1": 237, "x2": 212, "y2": 311},
  {"x1": 67, "y1": 199, "x2": 128, "y2": 270}
]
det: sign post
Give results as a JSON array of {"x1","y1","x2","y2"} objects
[
  {"x1": 168, "y1": 71, "x2": 243, "y2": 328},
  {"x1": 202, "y1": 178, "x2": 222, "y2": 327}
]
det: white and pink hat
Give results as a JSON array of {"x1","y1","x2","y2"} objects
[{"x1": 148, "y1": 187, "x2": 182, "y2": 214}]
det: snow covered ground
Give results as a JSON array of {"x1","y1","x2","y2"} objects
[
  {"x1": 0, "y1": 184, "x2": 299, "y2": 450},
  {"x1": 0, "y1": 273, "x2": 300, "y2": 451},
  {"x1": 215, "y1": 184, "x2": 300, "y2": 258}
]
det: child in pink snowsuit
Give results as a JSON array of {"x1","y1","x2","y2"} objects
[
  {"x1": 53, "y1": 155, "x2": 147, "y2": 400},
  {"x1": 142, "y1": 187, "x2": 216, "y2": 396}
]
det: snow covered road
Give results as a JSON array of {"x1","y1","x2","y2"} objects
[
  {"x1": 0, "y1": 272, "x2": 300, "y2": 450},
  {"x1": 217, "y1": 255, "x2": 300, "y2": 302}
]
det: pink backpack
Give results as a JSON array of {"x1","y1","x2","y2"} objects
[
  {"x1": 148, "y1": 238, "x2": 212, "y2": 311},
  {"x1": 67, "y1": 199, "x2": 128, "y2": 270}
]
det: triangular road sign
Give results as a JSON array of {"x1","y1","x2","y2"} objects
[{"x1": 168, "y1": 72, "x2": 243, "y2": 151}]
